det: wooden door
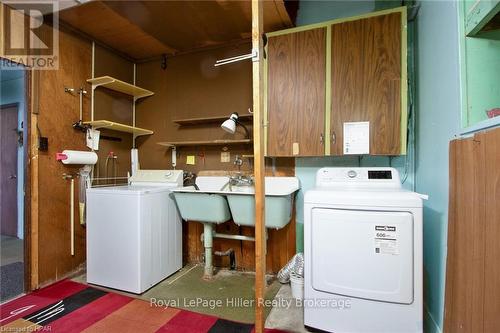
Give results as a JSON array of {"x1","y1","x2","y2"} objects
[
  {"x1": 267, "y1": 27, "x2": 326, "y2": 156},
  {"x1": 444, "y1": 127, "x2": 500, "y2": 333},
  {"x1": 0, "y1": 104, "x2": 19, "y2": 237},
  {"x1": 330, "y1": 12, "x2": 402, "y2": 155}
]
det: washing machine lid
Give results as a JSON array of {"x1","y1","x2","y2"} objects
[
  {"x1": 87, "y1": 185, "x2": 172, "y2": 195},
  {"x1": 305, "y1": 188, "x2": 423, "y2": 208}
]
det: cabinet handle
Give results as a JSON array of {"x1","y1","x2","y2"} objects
[
  {"x1": 331, "y1": 132, "x2": 336, "y2": 145},
  {"x1": 320, "y1": 133, "x2": 324, "y2": 145}
]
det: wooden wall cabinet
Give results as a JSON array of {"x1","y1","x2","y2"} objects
[
  {"x1": 266, "y1": 28, "x2": 327, "y2": 156},
  {"x1": 265, "y1": 7, "x2": 407, "y2": 157}
]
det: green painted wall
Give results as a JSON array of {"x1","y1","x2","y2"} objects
[
  {"x1": 414, "y1": 2, "x2": 462, "y2": 332},
  {"x1": 296, "y1": 0, "x2": 375, "y2": 25},
  {"x1": 459, "y1": 1, "x2": 500, "y2": 127}
]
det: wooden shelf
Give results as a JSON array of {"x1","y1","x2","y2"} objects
[
  {"x1": 173, "y1": 114, "x2": 253, "y2": 126},
  {"x1": 87, "y1": 76, "x2": 154, "y2": 99},
  {"x1": 157, "y1": 139, "x2": 252, "y2": 147},
  {"x1": 84, "y1": 120, "x2": 153, "y2": 136}
]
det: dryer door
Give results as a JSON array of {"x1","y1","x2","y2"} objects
[{"x1": 311, "y1": 208, "x2": 414, "y2": 304}]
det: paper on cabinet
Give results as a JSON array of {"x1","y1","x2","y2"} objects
[{"x1": 343, "y1": 121, "x2": 369, "y2": 155}]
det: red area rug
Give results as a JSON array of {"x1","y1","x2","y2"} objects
[{"x1": 0, "y1": 280, "x2": 286, "y2": 333}]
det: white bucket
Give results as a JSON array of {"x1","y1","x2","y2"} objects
[{"x1": 290, "y1": 272, "x2": 304, "y2": 300}]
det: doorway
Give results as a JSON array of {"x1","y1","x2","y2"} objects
[{"x1": 0, "y1": 63, "x2": 27, "y2": 302}]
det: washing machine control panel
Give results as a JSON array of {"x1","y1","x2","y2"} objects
[
  {"x1": 129, "y1": 169, "x2": 184, "y2": 186},
  {"x1": 316, "y1": 167, "x2": 401, "y2": 188}
]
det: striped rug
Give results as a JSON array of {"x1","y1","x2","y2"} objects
[{"x1": 0, "y1": 280, "x2": 286, "y2": 333}]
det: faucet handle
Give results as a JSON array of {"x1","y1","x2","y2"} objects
[{"x1": 234, "y1": 155, "x2": 243, "y2": 166}]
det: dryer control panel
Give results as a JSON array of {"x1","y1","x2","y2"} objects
[{"x1": 316, "y1": 167, "x2": 401, "y2": 189}]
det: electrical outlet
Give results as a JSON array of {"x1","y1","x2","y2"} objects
[
  {"x1": 221, "y1": 151, "x2": 230, "y2": 163},
  {"x1": 39, "y1": 137, "x2": 48, "y2": 151}
]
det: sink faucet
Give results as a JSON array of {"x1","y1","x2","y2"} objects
[
  {"x1": 183, "y1": 171, "x2": 199, "y2": 190},
  {"x1": 219, "y1": 155, "x2": 254, "y2": 191},
  {"x1": 234, "y1": 155, "x2": 243, "y2": 171},
  {"x1": 230, "y1": 174, "x2": 253, "y2": 186},
  {"x1": 229, "y1": 172, "x2": 254, "y2": 188}
]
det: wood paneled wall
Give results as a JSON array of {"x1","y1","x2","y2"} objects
[
  {"x1": 34, "y1": 26, "x2": 92, "y2": 286},
  {"x1": 444, "y1": 127, "x2": 500, "y2": 333},
  {"x1": 92, "y1": 46, "x2": 134, "y2": 183},
  {"x1": 135, "y1": 43, "x2": 254, "y2": 173},
  {"x1": 27, "y1": 21, "x2": 136, "y2": 287},
  {"x1": 135, "y1": 45, "x2": 296, "y2": 272}
]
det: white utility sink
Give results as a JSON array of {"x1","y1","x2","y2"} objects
[
  {"x1": 226, "y1": 177, "x2": 299, "y2": 229},
  {"x1": 172, "y1": 176, "x2": 299, "y2": 229},
  {"x1": 172, "y1": 176, "x2": 231, "y2": 223}
]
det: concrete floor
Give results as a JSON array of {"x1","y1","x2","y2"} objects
[
  {"x1": 74, "y1": 264, "x2": 284, "y2": 324},
  {"x1": 265, "y1": 284, "x2": 311, "y2": 333},
  {"x1": 0, "y1": 235, "x2": 25, "y2": 302},
  {"x1": 1, "y1": 235, "x2": 23, "y2": 266}
]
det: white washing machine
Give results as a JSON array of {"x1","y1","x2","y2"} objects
[
  {"x1": 304, "y1": 167, "x2": 424, "y2": 333},
  {"x1": 86, "y1": 169, "x2": 183, "y2": 294}
]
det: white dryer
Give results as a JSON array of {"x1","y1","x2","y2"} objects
[
  {"x1": 86, "y1": 169, "x2": 183, "y2": 294},
  {"x1": 304, "y1": 167, "x2": 424, "y2": 333}
]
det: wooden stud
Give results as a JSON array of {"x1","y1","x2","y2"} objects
[
  {"x1": 252, "y1": 1, "x2": 266, "y2": 332},
  {"x1": 30, "y1": 69, "x2": 40, "y2": 290}
]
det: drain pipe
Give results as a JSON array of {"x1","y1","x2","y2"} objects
[
  {"x1": 201, "y1": 225, "x2": 267, "y2": 278},
  {"x1": 203, "y1": 223, "x2": 214, "y2": 278},
  {"x1": 214, "y1": 248, "x2": 236, "y2": 270},
  {"x1": 214, "y1": 233, "x2": 256, "y2": 241}
]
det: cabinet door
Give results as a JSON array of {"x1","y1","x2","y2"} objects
[
  {"x1": 330, "y1": 12, "x2": 402, "y2": 155},
  {"x1": 267, "y1": 28, "x2": 326, "y2": 156}
]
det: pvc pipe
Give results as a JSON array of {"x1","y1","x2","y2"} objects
[
  {"x1": 214, "y1": 233, "x2": 255, "y2": 242},
  {"x1": 131, "y1": 149, "x2": 139, "y2": 176},
  {"x1": 201, "y1": 229, "x2": 269, "y2": 244},
  {"x1": 203, "y1": 223, "x2": 213, "y2": 278},
  {"x1": 201, "y1": 225, "x2": 269, "y2": 277},
  {"x1": 70, "y1": 178, "x2": 75, "y2": 256},
  {"x1": 171, "y1": 146, "x2": 177, "y2": 169}
]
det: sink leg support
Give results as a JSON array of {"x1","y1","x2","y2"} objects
[{"x1": 203, "y1": 223, "x2": 213, "y2": 278}]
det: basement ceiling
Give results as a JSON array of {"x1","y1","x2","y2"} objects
[{"x1": 59, "y1": 0, "x2": 296, "y2": 60}]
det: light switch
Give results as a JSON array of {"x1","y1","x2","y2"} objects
[
  {"x1": 186, "y1": 155, "x2": 195, "y2": 165},
  {"x1": 292, "y1": 142, "x2": 299, "y2": 155},
  {"x1": 221, "y1": 151, "x2": 230, "y2": 163}
]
